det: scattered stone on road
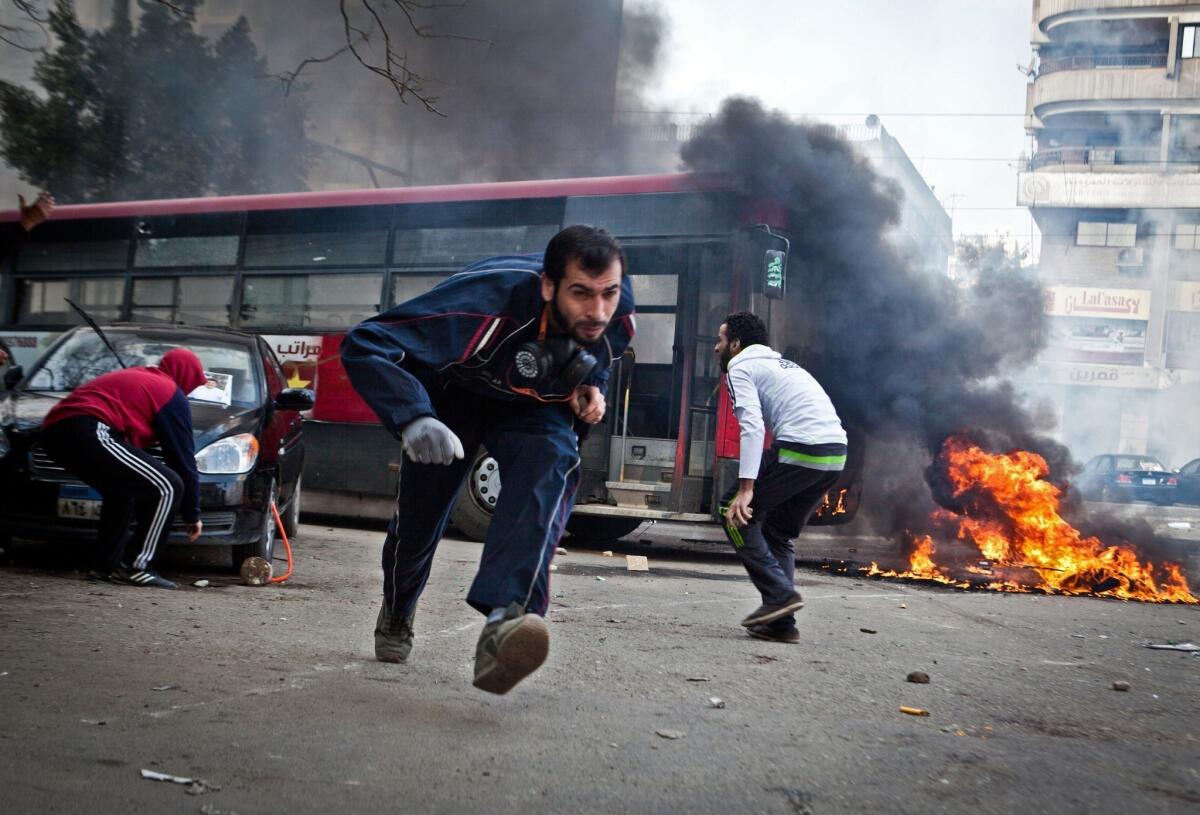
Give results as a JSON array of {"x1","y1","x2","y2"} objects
[
  {"x1": 1112, "y1": 681, "x2": 1131, "y2": 692},
  {"x1": 656, "y1": 729, "x2": 686, "y2": 740},
  {"x1": 906, "y1": 671, "x2": 930, "y2": 684}
]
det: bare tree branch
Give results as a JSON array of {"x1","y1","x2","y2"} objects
[
  {"x1": 2, "y1": 0, "x2": 50, "y2": 52},
  {"x1": 2, "y1": 0, "x2": 487, "y2": 110}
]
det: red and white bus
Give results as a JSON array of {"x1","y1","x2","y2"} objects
[{"x1": 0, "y1": 173, "x2": 862, "y2": 541}]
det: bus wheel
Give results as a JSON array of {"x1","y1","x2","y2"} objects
[
  {"x1": 451, "y1": 452, "x2": 499, "y2": 542},
  {"x1": 565, "y1": 515, "x2": 642, "y2": 542}
]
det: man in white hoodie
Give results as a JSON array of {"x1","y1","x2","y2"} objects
[{"x1": 715, "y1": 311, "x2": 848, "y2": 643}]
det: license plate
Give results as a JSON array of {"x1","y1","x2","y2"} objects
[
  {"x1": 57, "y1": 484, "x2": 102, "y2": 520},
  {"x1": 1142, "y1": 478, "x2": 1157, "y2": 486}
]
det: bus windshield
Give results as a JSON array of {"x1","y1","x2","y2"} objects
[{"x1": 23, "y1": 331, "x2": 261, "y2": 408}]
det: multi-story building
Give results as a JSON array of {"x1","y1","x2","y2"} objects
[
  {"x1": 843, "y1": 118, "x2": 954, "y2": 278},
  {"x1": 1018, "y1": 0, "x2": 1200, "y2": 461}
]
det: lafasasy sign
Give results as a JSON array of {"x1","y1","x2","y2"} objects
[{"x1": 1043, "y1": 286, "x2": 1151, "y2": 320}]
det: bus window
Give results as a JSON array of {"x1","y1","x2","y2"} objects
[
  {"x1": 15, "y1": 240, "x2": 129, "y2": 273},
  {"x1": 631, "y1": 274, "x2": 678, "y2": 307},
  {"x1": 132, "y1": 212, "x2": 242, "y2": 269},
  {"x1": 390, "y1": 274, "x2": 447, "y2": 307},
  {"x1": 131, "y1": 276, "x2": 235, "y2": 326},
  {"x1": 244, "y1": 206, "x2": 389, "y2": 268},
  {"x1": 245, "y1": 231, "x2": 388, "y2": 268},
  {"x1": 17, "y1": 277, "x2": 124, "y2": 324},
  {"x1": 135, "y1": 235, "x2": 239, "y2": 268},
  {"x1": 239, "y1": 273, "x2": 381, "y2": 328},
  {"x1": 392, "y1": 225, "x2": 559, "y2": 267},
  {"x1": 631, "y1": 312, "x2": 676, "y2": 366}
]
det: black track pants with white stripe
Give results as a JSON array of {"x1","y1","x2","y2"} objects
[{"x1": 42, "y1": 415, "x2": 183, "y2": 572}]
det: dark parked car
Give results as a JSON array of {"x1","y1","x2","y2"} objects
[
  {"x1": 0, "y1": 325, "x2": 312, "y2": 566},
  {"x1": 1076, "y1": 453, "x2": 1178, "y2": 505},
  {"x1": 1176, "y1": 458, "x2": 1200, "y2": 506}
]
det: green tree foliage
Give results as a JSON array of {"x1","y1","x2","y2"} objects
[{"x1": 0, "y1": 0, "x2": 311, "y2": 202}]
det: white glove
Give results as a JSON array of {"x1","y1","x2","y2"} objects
[{"x1": 401, "y1": 416, "x2": 465, "y2": 465}]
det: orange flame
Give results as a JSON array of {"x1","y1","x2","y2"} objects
[
  {"x1": 814, "y1": 488, "x2": 849, "y2": 519},
  {"x1": 867, "y1": 437, "x2": 1197, "y2": 604}
]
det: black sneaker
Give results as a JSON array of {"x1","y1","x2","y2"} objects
[
  {"x1": 111, "y1": 567, "x2": 177, "y2": 589},
  {"x1": 472, "y1": 602, "x2": 549, "y2": 695},
  {"x1": 746, "y1": 623, "x2": 800, "y2": 644},
  {"x1": 374, "y1": 605, "x2": 416, "y2": 663},
  {"x1": 741, "y1": 591, "x2": 805, "y2": 627}
]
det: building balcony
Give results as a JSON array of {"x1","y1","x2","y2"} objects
[
  {"x1": 1038, "y1": 52, "x2": 1167, "y2": 75},
  {"x1": 1036, "y1": 0, "x2": 1179, "y2": 34},
  {"x1": 1029, "y1": 57, "x2": 1200, "y2": 124},
  {"x1": 1027, "y1": 144, "x2": 1168, "y2": 169}
]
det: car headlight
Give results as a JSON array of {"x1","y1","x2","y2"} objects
[{"x1": 195, "y1": 433, "x2": 259, "y2": 474}]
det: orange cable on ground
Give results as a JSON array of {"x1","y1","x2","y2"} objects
[{"x1": 268, "y1": 501, "x2": 294, "y2": 583}]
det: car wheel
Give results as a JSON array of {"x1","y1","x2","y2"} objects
[
  {"x1": 1099, "y1": 484, "x2": 1117, "y2": 503},
  {"x1": 233, "y1": 476, "x2": 278, "y2": 568},
  {"x1": 450, "y1": 451, "x2": 498, "y2": 542},
  {"x1": 565, "y1": 515, "x2": 642, "y2": 542},
  {"x1": 281, "y1": 476, "x2": 301, "y2": 540}
]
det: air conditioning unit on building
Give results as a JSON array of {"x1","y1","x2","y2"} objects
[
  {"x1": 1089, "y1": 147, "x2": 1117, "y2": 165},
  {"x1": 1116, "y1": 247, "x2": 1144, "y2": 267}
]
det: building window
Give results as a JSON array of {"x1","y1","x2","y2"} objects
[
  {"x1": 1175, "y1": 224, "x2": 1200, "y2": 250},
  {"x1": 1076, "y1": 221, "x2": 1136, "y2": 247},
  {"x1": 1184, "y1": 24, "x2": 1199, "y2": 59}
]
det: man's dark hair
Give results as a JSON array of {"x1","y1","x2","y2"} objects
[
  {"x1": 724, "y1": 311, "x2": 768, "y2": 348},
  {"x1": 543, "y1": 224, "x2": 625, "y2": 283}
]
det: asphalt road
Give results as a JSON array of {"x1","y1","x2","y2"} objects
[{"x1": 1, "y1": 523, "x2": 1198, "y2": 815}]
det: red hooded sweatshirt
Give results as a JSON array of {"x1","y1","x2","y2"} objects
[
  {"x1": 43, "y1": 349, "x2": 208, "y2": 523},
  {"x1": 44, "y1": 348, "x2": 207, "y2": 448}
]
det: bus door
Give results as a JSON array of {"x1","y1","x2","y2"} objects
[{"x1": 601, "y1": 240, "x2": 730, "y2": 516}]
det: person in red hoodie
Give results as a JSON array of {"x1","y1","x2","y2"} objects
[{"x1": 40, "y1": 348, "x2": 208, "y2": 589}]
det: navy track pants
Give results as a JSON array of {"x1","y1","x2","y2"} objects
[{"x1": 382, "y1": 385, "x2": 580, "y2": 618}]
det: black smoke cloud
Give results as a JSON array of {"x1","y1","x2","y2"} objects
[
  {"x1": 256, "y1": 0, "x2": 671, "y2": 184},
  {"x1": 680, "y1": 98, "x2": 1069, "y2": 535}
]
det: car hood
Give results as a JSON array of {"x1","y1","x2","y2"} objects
[{"x1": 1, "y1": 390, "x2": 261, "y2": 449}]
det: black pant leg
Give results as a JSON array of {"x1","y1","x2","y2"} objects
[{"x1": 43, "y1": 417, "x2": 183, "y2": 572}]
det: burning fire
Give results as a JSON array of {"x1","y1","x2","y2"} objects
[
  {"x1": 814, "y1": 488, "x2": 849, "y2": 519},
  {"x1": 867, "y1": 437, "x2": 1198, "y2": 604}
]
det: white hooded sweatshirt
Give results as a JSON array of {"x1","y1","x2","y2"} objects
[{"x1": 726, "y1": 344, "x2": 847, "y2": 479}]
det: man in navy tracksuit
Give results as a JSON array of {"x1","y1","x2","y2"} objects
[
  {"x1": 342, "y1": 225, "x2": 635, "y2": 694},
  {"x1": 40, "y1": 348, "x2": 207, "y2": 589}
]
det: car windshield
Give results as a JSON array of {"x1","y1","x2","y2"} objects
[
  {"x1": 23, "y1": 331, "x2": 260, "y2": 408},
  {"x1": 1113, "y1": 456, "x2": 1165, "y2": 471}
]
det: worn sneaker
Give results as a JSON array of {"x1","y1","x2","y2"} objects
[
  {"x1": 110, "y1": 567, "x2": 177, "y2": 589},
  {"x1": 741, "y1": 591, "x2": 805, "y2": 627},
  {"x1": 374, "y1": 605, "x2": 416, "y2": 664},
  {"x1": 746, "y1": 623, "x2": 801, "y2": 644},
  {"x1": 472, "y1": 602, "x2": 549, "y2": 695}
]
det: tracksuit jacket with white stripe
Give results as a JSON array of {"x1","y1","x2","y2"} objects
[{"x1": 341, "y1": 254, "x2": 636, "y2": 437}]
